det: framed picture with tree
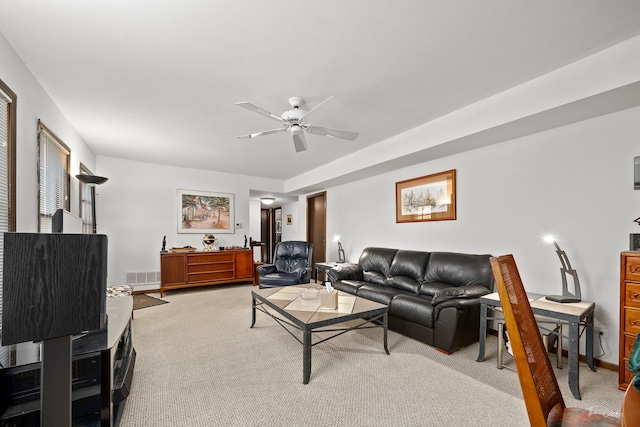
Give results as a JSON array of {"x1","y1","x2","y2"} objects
[{"x1": 177, "y1": 189, "x2": 235, "y2": 233}]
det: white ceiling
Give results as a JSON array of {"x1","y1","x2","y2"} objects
[{"x1": 1, "y1": 1, "x2": 640, "y2": 184}]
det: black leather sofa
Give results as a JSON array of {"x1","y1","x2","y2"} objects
[{"x1": 326, "y1": 247, "x2": 493, "y2": 354}]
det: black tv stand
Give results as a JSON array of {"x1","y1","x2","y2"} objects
[{"x1": 0, "y1": 296, "x2": 135, "y2": 426}]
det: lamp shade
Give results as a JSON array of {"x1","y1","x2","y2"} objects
[{"x1": 76, "y1": 174, "x2": 108, "y2": 186}]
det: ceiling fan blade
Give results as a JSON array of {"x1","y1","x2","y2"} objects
[
  {"x1": 307, "y1": 126, "x2": 359, "y2": 141},
  {"x1": 292, "y1": 132, "x2": 308, "y2": 152},
  {"x1": 238, "y1": 128, "x2": 286, "y2": 139},
  {"x1": 236, "y1": 102, "x2": 284, "y2": 123},
  {"x1": 299, "y1": 96, "x2": 345, "y2": 124}
]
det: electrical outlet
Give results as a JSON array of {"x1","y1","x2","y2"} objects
[{"x1": 598, "y1": 328, "x2": 607, "y2": 338}]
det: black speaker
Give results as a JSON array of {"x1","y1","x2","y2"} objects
[{"x1": 1, "y1": 233, "x2": 108, "y2": 345}]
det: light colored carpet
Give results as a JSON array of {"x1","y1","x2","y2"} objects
[{"x1": 119, "y1": 284, "x2": 624, "y2": 426}]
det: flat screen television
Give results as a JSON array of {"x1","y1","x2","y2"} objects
[{"x1": 52, "y1": 208, "x2": 84, "y2": 233}]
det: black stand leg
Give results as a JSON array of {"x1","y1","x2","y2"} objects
[{"x1": 41, "y1": 336, "x2": 72, "y2": 427}]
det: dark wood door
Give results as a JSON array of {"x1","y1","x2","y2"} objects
[{"x1": 307, "y1": 192, "x2": 326, "y2": 278}]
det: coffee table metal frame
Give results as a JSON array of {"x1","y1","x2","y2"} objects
[{"x1": 251, "y1": 286, "x2": 390, "y2": 384}]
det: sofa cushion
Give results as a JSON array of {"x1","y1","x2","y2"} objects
[
  {"x1": 363, "y1": 270, "x2": 388, "y2": 286},
  {"x1": 356, "y1": 284, "x2": 399, "y2": 305},
  {"x1": 389, "y1": 294, "x2": 435, "y2": 328},
  {"x1": 359, "y1": 247, "x2": 398, "y2": 276},
  {"x1": 419, "y1": 281, "x2": 451, "y2": 296},
  {"x1": 387, "y1": 276, "x2": 421, "y2": 294},
  {"x1": 424, "y1": 252, "x2": 493, "y2": 289},
  {"x1": 389, "y1": 250, "x2": 430, "y2": 281}
]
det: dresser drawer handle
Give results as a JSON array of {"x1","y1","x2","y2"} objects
[{"x1": 630, "y1": 264, "x2": 640, "y2": 274}]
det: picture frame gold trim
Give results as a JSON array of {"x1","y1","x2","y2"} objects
[
  {"x1": 177, "y1": 189, "x2": 235, "y2": 234},
  {"x1": 396, "y1": 169, "x2": 456, "y2": 223}
]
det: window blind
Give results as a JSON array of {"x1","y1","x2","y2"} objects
[
  {"x1": 0, "y1": 87, "x2": 11, "y2": 351},
  {"x1": 38, "y1": 124, "x2": 70, "y2": 232}
]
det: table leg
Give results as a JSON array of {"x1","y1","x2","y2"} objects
[
  {"x1": 586, "y1": 312, "x2": 595, "y2": 371},
  {"x1": 568, "y1": 320, "x2": 581, "y2": 400},
  {"x1": 303, "y1": 330, "x2": 312, "y2": 384},
  {"x1": 250, "y1": 295, "x2": 256, "y2": 328},
  {"x1": 476, "y1": 302, "x2": 488, "y2": 362},
  {"x1": 383, "y1": 313, "x2": 390, "y2": 355}
]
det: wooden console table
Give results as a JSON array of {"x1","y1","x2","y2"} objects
[{"x1": 160, "y1": 249, "x2": 254, "y2": 296}]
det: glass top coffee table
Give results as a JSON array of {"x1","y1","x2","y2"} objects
[{"x1": 251, "y1": 284, "x2": 390, "y2": 384}]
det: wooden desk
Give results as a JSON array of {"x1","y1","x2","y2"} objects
[{"x1": 476, "y1": 292, "x2": 595, "y2": 400}]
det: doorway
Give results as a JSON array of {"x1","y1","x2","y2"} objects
[
  {"x1": 260, "y1": 207, "x2": 282, "y2": 263},
  {"x1": 306, "y1": 192, "x2": 326, "y2": 279}
]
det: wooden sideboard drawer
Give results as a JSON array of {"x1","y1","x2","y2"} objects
[
  {"x1": 625, "y1": 308, "x2": 640, "y2": 335},
  {"x1": 625, "y1": 282, "x2": 640, "y2": 307},
  {"x1": 626, "y1": 257, "x2": 640, "y2": 282},
  {"x1": 188, "y1": 261, "x2": 234, "y2": 274},
  {"x1": 188, "y1": 271, "x2": 234, "y2": 282},
  {"x1": 188, "y1": 253, "x2": 234, "y2": 263}
]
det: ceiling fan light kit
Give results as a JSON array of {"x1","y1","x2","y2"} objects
[{"x1": 236, "y1": 96, "x2": 359, "y2": 152}]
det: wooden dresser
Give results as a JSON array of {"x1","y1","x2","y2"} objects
[
  {"x1": 160, "y1": 249, "x2": 254, "y2": 297},
  {"x1": 620, "y1": 251, "x2": 640, "y2": 390}
]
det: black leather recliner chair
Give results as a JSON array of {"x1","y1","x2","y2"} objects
[{"x1": 256, "y1": 241, "x2": 314, "y2": 289}]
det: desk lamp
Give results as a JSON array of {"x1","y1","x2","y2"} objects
[
  {"x1": 333, "y1": 235, "x2": 346, "y2": 263},
  {"x1": 544, "y1": 235, "x2": 581, "y2": 303}
]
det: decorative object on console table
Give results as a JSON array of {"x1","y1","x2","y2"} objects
[
  {"x1": 177, "y1": 189, "x2": 235, "y2": 234},
  {"x1": 161, "y1": 235, "x2": 167, "y2": 252},
  {"x1": 395, "y1": 169, "x2": 456, "y2": 223},
  {"x1": 543, "y1": 235, "x2": 581, "y2": 303},
  {"x1": 631, "y1": 234, "x2": 640, "y2": 251},
  {"x1": 620, "y1": 251, "x2": 640, "y2": 390},
  {"x1": 333, "y1": 235, "x2": 346, "y2": 263},
  {"x1": 201, "y1": 233, "x2": 218, "y2": 251}
]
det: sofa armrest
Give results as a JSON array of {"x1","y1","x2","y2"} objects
[
  {"x1": 431, "y1": 284, "x2": 490, "y2": 305},
  {"x1": 327, "y1": 264, "x2": 363, "y2": 283},
  {"x1": 256, "y1": 264, "x2": 277, "y2": 276}
]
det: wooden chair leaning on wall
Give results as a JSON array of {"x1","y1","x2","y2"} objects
[{"x1": 489, "y1": 254, "x2": 621, "y2": 427}]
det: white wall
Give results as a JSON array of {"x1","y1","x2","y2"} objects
[
  {"x1": 0, "y1": 34, "x2": 97, "y2": 231},
  {"x1": 320, "y1": 106, "x2": 640, "y2": 365},
  {"x1": 280, "y1": 202, "x2": 299, "y2": 242},
  {"x1": 95, "y1": 156, "x2": 284, "y2": 288}
]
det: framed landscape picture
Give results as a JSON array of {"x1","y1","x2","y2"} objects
[
  {"x1": 396, "y1": 169, "x2": 456, "y2": 223},
  {"x1": 177, "y1": 189, "x2": 235, "y2": 234}
]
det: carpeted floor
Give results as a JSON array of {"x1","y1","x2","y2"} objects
[
  {"x1": 119, "y1": 284, "x2": 625, "y2": 426},
  {"x1": 133, "y1": 294, "x2": 169, "y2": 310}
]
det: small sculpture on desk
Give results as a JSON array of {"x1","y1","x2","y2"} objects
[
  {"x1": 244, "y1": 235, "x2": 248, "y2": 249},
  {"x1": 202, "y1": 234, "x2": 218, "y2": 251},
  {"x1": 161, "y1": 235, "x2": 167, "y2": 253}
]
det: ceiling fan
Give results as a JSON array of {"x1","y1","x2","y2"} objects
[{"x1": 235, "y1": 96, "x2": 359, "y2": 152}]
